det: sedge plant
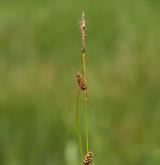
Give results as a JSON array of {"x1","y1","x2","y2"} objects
[{"x1": 75, "y1": 12, "x2": 93, "y2": 165}]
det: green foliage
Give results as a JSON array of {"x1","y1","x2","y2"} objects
[{"x1": 0, "y1": 0, "x2": 160, "y2": 165}]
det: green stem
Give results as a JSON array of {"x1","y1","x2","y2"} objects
[
  {"x1": 83, "y1": 53, "x2": 86, "y2": 82},
  {"x1": 76, "y1": 89, "x2": 84, "y2": 159},
  {"x1": 82, "y1": 52, "x2": 89, "y2": 152},
  {"x1": 85, "y1": 101, "x2": 89, "y2": 152}
]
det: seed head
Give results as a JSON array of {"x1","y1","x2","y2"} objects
[
  {"x1": 80, "y1": 12, "x2": 86, "y2": 53},
  {"x1": 76, "y1": 72, "x2": 87, "y2": 91},
  {"x1": 83, "y1": 151, "x2": 93, "y2": 165}
]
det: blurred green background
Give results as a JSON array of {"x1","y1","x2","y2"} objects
[{"x1": 0, "y1": 0, "x2": 160, "y2": 165}]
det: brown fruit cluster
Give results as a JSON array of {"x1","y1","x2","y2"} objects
[
  {"x1": 76, "y1": 72, "x2": 87, "y2": 91},
  {"x1": 83, "y1": 151, "x2": 93, "y2": 165}
]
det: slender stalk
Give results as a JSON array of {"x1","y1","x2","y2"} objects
[
  {"x1": 76, "y1": 89, "x2": 84, "y2": 159},
  {"x1": 80, "y1": 13, "x2": 89, "y2": 153},
  {"x1": 82, "y1": 53, "x2": 86, "y2": 82},
  {"x1": 85, "y1": 100, "x2": 89, "y2": 152},
  {"x1": 83, "y1": 61, "x2": 89, "y2": 152}
]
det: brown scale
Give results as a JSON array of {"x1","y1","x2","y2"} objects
[
  {"x1": 76, "y1": 72, "x2": 87, "y2": 91},
  {"x1": 83, "y1": 151, "x2": 93, "y2": 165}
]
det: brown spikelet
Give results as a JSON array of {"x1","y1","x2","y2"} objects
[
  {"x1": 80, "y1": 12, "x2": 86, "y2": 53},
  {"x1": 83, "y1": 151, "x2": 93, "y2": 165},
  {"x1": 76, "y1": 72, "x2": 87, "y2": 91}
]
